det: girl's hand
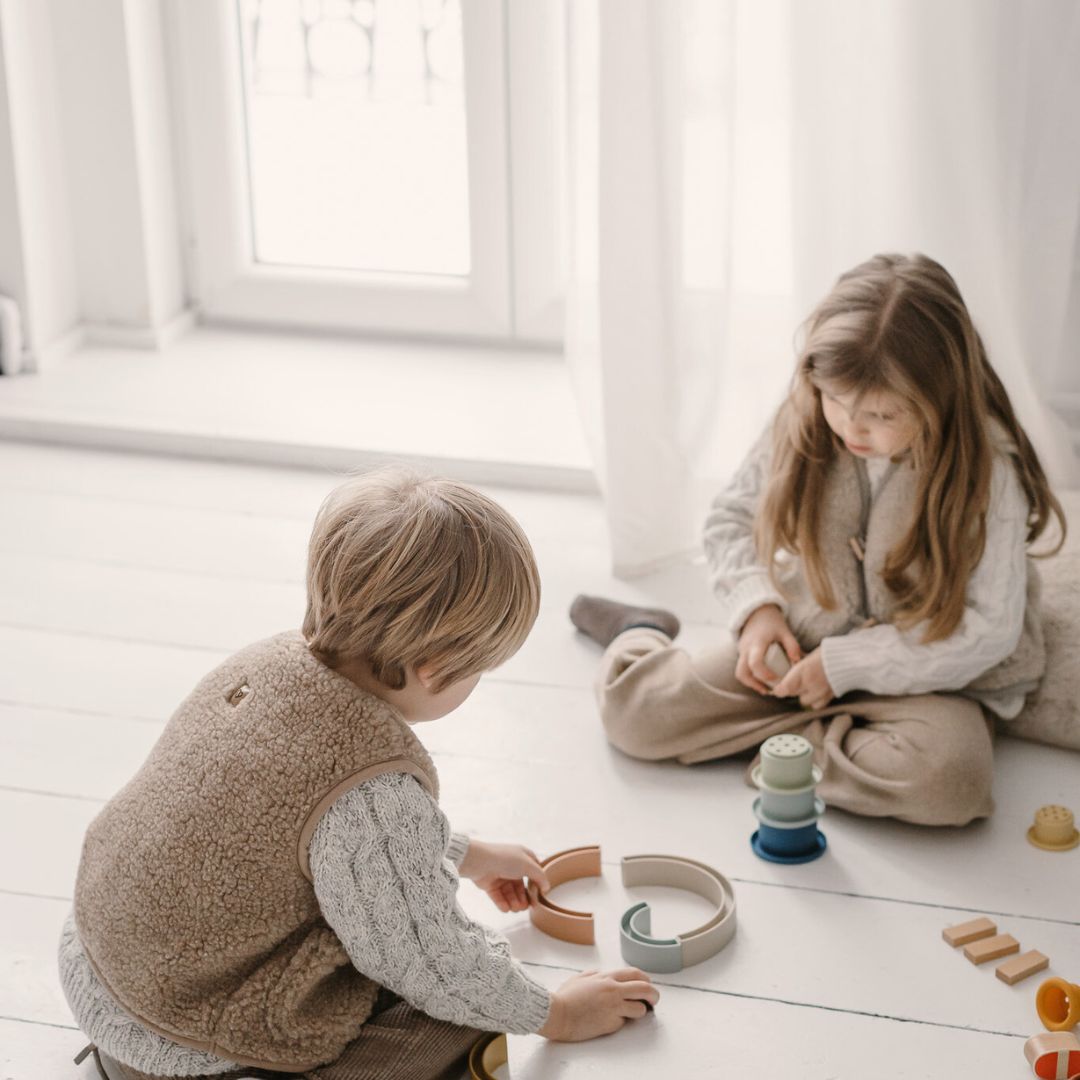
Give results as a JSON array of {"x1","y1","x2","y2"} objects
[
  {"x1": 736, "y1": 604, "x2": 803, "y2": 695},
  {"x1": 538, "y1": 969, "x2": 659, "y2": 1042},
  {"x1": 772, "y1": 648, "x2": 834, "y2": 711},
  {"x1": 458, "y1": 840, "x2": 550, "y2": 913}
]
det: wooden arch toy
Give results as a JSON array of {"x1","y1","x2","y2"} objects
[
  {"x1": 468, "y1": 1033, "x2": 508, "y2": 1080},
  {"x1": 527, "y1": 845, "x2": 602, "y2": 945},
  {"x1": 527, "y1": 846, "x2": 737, "y2": 975},
  {"x1": 618, "y1": 854, "x2": 737, "y2": 973}
]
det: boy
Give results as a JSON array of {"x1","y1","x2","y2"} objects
[{"x1": 61, "y1": 467, "x2": 657, "y2": 1080}]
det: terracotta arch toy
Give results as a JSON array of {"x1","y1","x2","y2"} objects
[{"x1": 527, "y1": 845, "x2": 602, "y2": 945}]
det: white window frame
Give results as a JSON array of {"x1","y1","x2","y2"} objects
[{"x1": 166, "y1": 0, "x2": 563, "y2": 345}]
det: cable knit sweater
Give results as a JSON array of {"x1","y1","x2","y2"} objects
[
  {"x1": 703, "y1": 428, "x2": 1037, "y2": 718},
  {"x1": 60, "y1": 773, "x2": 550, "y2": 1076}
]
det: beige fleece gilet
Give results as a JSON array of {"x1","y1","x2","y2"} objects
[
  {"x1": 73, "y1": 630, "x2": 439, "y2": 1072},
  {"x1": 775, "y1": 450, "x2": 1044, "y2": 694}
]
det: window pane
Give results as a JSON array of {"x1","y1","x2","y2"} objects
[{"x1": 237, "y1": 0, "x2": 471, "y2": 277}]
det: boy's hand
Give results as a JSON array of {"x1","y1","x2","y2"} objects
[
  {"x1": 736, "y1": 604, "x2": 803, "y2": 694},
  {"x1": 772, "y1": 648, "x2": 834, "y2": 711},
  {"x1": 458, "y1": 840, "x2": 550, "y2": 913},
  {"x1": 539, "y1": 969, "x2": 659, "y2": 1041}
]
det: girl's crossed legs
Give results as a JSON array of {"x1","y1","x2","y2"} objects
[{"x1": 599, "y1": 628, "x2": 994, "y2": 826}]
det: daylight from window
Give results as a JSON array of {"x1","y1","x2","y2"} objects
[{"x1": 237, "y1": 0, "x2": 471, "y2": 277}]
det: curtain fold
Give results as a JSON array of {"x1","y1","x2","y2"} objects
[
  {"x1": 565, "y1": 0, "x2": 1080, "y2": 576},
  {"x1": 789, "y1": 0, "x2": 1080, "y2": 491}
]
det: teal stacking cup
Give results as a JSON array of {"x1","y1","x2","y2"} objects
[{"x1": 754, "y1": 781, "x2": 818, "y2": 822}]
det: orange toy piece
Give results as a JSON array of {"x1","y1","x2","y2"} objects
[
  {"x1": 527, "y1": 845, "x2": 602, "y2": 946},
  {"x1": 1038, "y1": 978, "x2": 1080, "y2": 1033},
  {"x1": 1024, "y1": 1031, "x2": 1080, "y2": 1078}
]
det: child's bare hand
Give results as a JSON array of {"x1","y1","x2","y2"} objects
[
  {"x1": 736, "y1": 604, "x2": 803, "y2": 694},
  {"x1": 458, "y1": 840, "x2": 549, "y2": 913},
  {"x1": 538, "y1": 969, "x2": 659, "y2": 1041},
  {"x1": 772, "y1": 648, "x2": 834, "y2": 711}
]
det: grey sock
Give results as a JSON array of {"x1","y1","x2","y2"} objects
[{"x1": 569, "y1": 594, "x2": 680, "y2": 648}]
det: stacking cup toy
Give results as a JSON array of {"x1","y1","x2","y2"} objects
[
  {"x1": 1037, "y1": 977, "x2": 1080, "y2": 1032},
  {"x1": 758, "y1": 733, "x2": 816, "y2": 788},
  {"x1": 1027, "y1": 805, "x2": 1080, "y2": 852},
  {"x1": 749, "y1": 766, "x2": 820, "y2": 821},
  {"x1": 750, "y1": 734, "x2": 827, "y2": 864}
]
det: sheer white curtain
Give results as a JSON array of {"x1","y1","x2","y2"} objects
[
  {"x1": 565, "y1": 0, "x2": 1080, "y2": 576},
  {"x1": 788, "y1": 0, "x2": 1080, "y2": 489}
]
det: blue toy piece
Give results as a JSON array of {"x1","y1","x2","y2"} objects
[{"x1": 750, "y1": 828, "x2": 828, "y2": 864}]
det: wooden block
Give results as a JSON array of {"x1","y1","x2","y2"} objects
[
  {"x1": 996, "y1": 949, "x2": 1049, "y2": 985},
  {"x1": 963, "y1": 933, "x2": 1019, "y2": 965},
  {"x1": 942, "y1": 916, "x2": 996, "y2": 947}
]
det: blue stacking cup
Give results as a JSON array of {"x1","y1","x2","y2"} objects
[
  {"x1": 751, "y1": 796, "x2": 827, "y2": 864},
  {"x1": 756, "y1": 819, "x2": 819, "y2": 855}
]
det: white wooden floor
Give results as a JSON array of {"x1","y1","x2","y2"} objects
[{"x1": 2, "y1": 440, "x2": 1078, "y2": 1080}]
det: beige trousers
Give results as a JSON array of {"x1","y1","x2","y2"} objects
[{"x1": 599, "y1": 628, "x2": 995, "y2": 826}]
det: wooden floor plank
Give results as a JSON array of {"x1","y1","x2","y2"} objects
[{"x1": 5, "y1": 871, "x2": 1073, "y2": 1039}]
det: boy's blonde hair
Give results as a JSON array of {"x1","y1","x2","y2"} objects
[
  {"x1": 303, "y1": 466, "x2": 541, "y2": 692},
  {"x1": 756, "y1": 252, "x2": 1065, "y2": 643}
]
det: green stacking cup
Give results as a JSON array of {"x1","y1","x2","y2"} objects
[{"x1": 758, "y1": 733, "x2": 816, "y2": 790}]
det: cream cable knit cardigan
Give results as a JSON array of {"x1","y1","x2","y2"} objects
[
  {"x1": 60, "y1": 773, "x2": 550, "y2": 1076},
  {"x1": 703, "y1": 428, "x2": 1036, "y2": 718}
]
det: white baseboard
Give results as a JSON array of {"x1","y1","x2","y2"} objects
[
  {"x1": 81, "y1": 309, "x2": 198, "y2": 351},
  {"x1": 0, "y1": 413, "x2": 597, "y2": 492}
]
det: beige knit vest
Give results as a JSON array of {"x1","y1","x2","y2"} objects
[
  {"x1": 776, "y1": 450, "x2": 1044, "y2": 695},
  {"x1": 73, "y1": 631, "x2": 440, "y2": 1071}
]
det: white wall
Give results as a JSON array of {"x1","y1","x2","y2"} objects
[
  {"x1": 0, "y1": 0, "x2": 187, "y2": 365},
  {"x1": 0, "y1": 0, "x2": 82, "y2": 363}
]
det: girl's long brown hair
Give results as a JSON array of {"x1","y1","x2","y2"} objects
[{"x1": 755, "y1": 253, "x2": 1066, "y2": 642}]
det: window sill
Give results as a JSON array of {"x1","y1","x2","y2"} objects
[{"x1": 0, "y1": 325, "x2": 596, "y2": 492}]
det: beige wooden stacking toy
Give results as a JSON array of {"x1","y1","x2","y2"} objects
[{"x1": 1027, "y1": 805, "x2": 1080, "y2": 852}]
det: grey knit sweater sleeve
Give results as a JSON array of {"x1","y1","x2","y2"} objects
[
  {"x1": 311, "y1": 772, "x2": 552, "y2": 1035},
  {"x1": 703, "y1": 423, "x2": 788, "y2": 633}
]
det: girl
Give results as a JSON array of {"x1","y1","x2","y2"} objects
[{"x1": 571, "y1": 253, "x2": 1066, "y2": 826}]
